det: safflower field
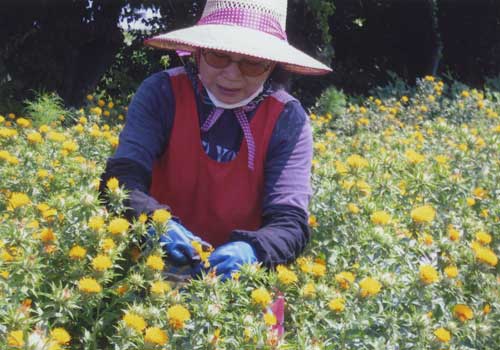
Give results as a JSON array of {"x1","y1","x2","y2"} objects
[{"x1": 0, "y1": 76, "x2": 499, "y2": 349}]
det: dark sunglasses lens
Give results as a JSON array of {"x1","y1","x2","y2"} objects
[
  {"x1": 240, "y1": 61, "x2": 271, "y2": 77},
  {"x1": 204, "y1": 51, "x2": 231, "y2": 68}
]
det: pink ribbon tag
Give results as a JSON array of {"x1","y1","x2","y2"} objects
[{"x1": 269, "y1": 292, "x2": 285, "y2": 337}]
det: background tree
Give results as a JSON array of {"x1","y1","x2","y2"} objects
[{"x1": 1, "y1": 0, "x2": 499, "y2": 112}]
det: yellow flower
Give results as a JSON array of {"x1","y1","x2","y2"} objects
[
  {"x1": 421, "y1": 233, "x2": 433, "y2": 245},
  {"x1": 146, "y1": 255, "x2": 165, "y2": 271},
  {"x1": 86, "y1": 94, "x2": 93, "y2": 101},
  {"x1": 62, "y1": 140, "x2": 78, "y2": 153},
  {"x1": 346, "y1": 154, "x2": 369, "y2": 168},
  {"x1": 7, "y1": 330, "x2": 24, "y2": 347},
  {"x1": 98, "y1": 99, "x2": 105, "y2": 107},
  {"x1": 167, "y1": 305, "x2": 191, "y2": 330},
  {"x1": 328, "y1": 297, "x2": 345, "y2": 312},
  {"x1": 444, "y1": 266, "x2": 458, "y2": 278},
  {"x1": 39, "y1": 124, "x2": 50, "y2": 133},
  {"x1": 88, "y1": 216, "x2": 105, "y2": 231},
  {"x1": 107, "y1": 101, "x2": 114, "y2": 109},
  {"x1": 150, "y1": 280, "x2": 171, "y2": 295},
  {"x1": 453, "y1": 304, "x2": 473, "y2": 322},
  {"x1": 39, "y1": 228, "x2": 56, "y2": 243},
  {"x1": 411, "y1": 205, "x2": 436, "y2": 224},
  {"x1": 448, "y1": 225, "x2": 460, "y2": 241},
  {"x1": 335, "y1": 271, "x2": 355, "y2": 289},
  {"x1": 0, "y1": 270, "x2": 9, "y2": 279},
  {"x1": 37, "y1": 203, "x2": 50, "y2": 212},
  {"x1": 69, "y1": 245, "x2": 87, "y2": 259},
  {"x1": 483, "y1": 304, "x2": 491, "y2": 315},
  {"x1": 434, "y1": 155, "x2": 448, "y2": 165},
  {"x1": 37, "y1": 169, "x2": 50, "y2": 178},
  {"x1": 347, "y1": 203, "x2": 360, "y2": 214},
  {"x1": 405, "y1": 149, "x2": 425, "y2": 164},
  {"x1": 16, "y1": 117, "x2": 30, "y2": 128},
  {"x1": 50, "y1": 328, "x2": 71, "y2": 345},
  {"x1": 473, "y1": 187, "x2": 487, "y2": 199},
  {"x1": 356, "y1": 180, "x2": 371, "y2": 196},
  {"x1": 144, "y1": 327, "x2": 168, "y2": 345},
  {"x1": 90, "y1": 107, "x2": 102, "y2": 117},
  {"x1": 434, "y1": 327, "x2": 451, "y2": 342},
  {"x1": 311, "y1": 261, "x2": 326, "y2": 277},
  {"x1": 371, "y1": 211, "x2": 391, "y2": 225},
  {"x1": 334, "y1": 160, "x2": 348, "y2": 175},
  {"x1": 138, "y1": 213, "x2": 148, "y2": 223},
  {"x1": 108, "y1": 218, "x2": 130, "y2": 235},
  {"x1": 359, "y1": 277, "x2": 382, "y2": 297},
  {"x1": 100, "y1": 238, "x2": 116, "y2": 252},
  {"x1": 475, "y1": 231, "x2": 492, "y2": 245},
  {"x1": 419, "y1": 265, "x2": 439, "y2": 285},
  {"x1": 302, "y1": 282, "x2": 316, "y2": 298},
  {"x1": 297, "y1": 256, "x2": 313, "y2": 273},
  {"x1": 1, "y1": 249, "x2": 14, "y2": 262},
  {"x1": 123, "y1": 312, "x2": 147, "y2": 332},
  {"x1": 27, "y1": 132, "x2": 43, "y2": 144},
  {"x1": 42, "y1": 209, "x2": 57, "y2": 220},
  {"x1": 116, "y1": 284, "x2": 128, "y2": 295},
  {"x1": 152, "y1": 209, "x2": 171, "y2": 224},
  {"x1": 264, "y1": 312, "x2": 277, "y2": 326},
  {"x1": 251, "y1": 287, "x2": 272, "y2": 307},
  {"x1": 466, "y1": 197, "x2": 476, "y2": 206},
  {"x1": 308, "y1": 214, "x2": 319, "y2": 228},
  {"x1": 191, "y1": 241, "x2": 212, "y2": 268},
  {"x1": 106, "y1": 177, "x2": 119, "y2": 191},
  {"x1": 471, "y1": 243, "x2": 498, "y2": 267},
  {"x1": 92, "y1": 255, "x2": 113, "y2": 271},
  {"x1": 8, "y1": 192, "x2": 31, "y2": 210},
  {"x1": 47, "y1": 131, "x2": 66, "y2": 143},
  {"x1": 78, "y1": 277, "x2": 102, "y2": 293},
  {"x1": 276, "y1": 265, "x2": 298, "y2": 285}
]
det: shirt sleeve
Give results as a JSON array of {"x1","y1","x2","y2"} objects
[
  {"x1": 99, "y1": 71, "x2": 175, "y2": 218},
  {"x1": 229, "y1": 100, "x2": 313, "y2": 267},
  {"x1": 112, "y1": 71, "x2": 174, "y2": 172}
]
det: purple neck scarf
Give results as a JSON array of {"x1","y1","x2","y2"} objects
[{"x1": 185, "y1": 62, "x2": 274, "y2": 171}]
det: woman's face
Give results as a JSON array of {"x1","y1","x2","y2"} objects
[{"x1": 198, "y1": 49, "x2": 275, "y2": 105}]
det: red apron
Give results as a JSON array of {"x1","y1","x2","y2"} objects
[{"x1": 150, "y1": 70, "x2": 286, "y2": 247}]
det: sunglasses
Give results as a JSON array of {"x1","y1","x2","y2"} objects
[{"x1": 201, "y1": 49, "x2": 273, "y2": 77}]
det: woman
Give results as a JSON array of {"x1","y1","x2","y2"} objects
[{"x1": 100, "y1": 0, "x2": 331, "y2": 280}]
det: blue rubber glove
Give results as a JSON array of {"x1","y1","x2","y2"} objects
[
  {"x1": 152, "y1": 220, "x2": 211, "y2": 266},
  {"x1": 208, "y1": 241, "x2": 257, "y2": 280}
]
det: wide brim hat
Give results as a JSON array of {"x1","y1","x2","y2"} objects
[{"x1": 144, "y1": 0, "x2": 332, "y2": 76}]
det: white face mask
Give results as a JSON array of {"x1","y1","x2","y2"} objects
[{"x1": 202, "y1": 77, "x2": 264, "y2": 109}]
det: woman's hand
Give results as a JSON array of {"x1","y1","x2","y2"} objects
[
  {"x1": 150, "y1": 220, "x2": 211, "y2": 266},
  {"x1": 207, "y1": 241, "x2": 257, "y2": 280}
]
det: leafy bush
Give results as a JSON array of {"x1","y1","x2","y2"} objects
[
  {"x1": 23, "y1": 92, "x2": 68, "y2": 128},
  {"x1": 0, "y1": 77, "x2": 498, "y2": 349}
]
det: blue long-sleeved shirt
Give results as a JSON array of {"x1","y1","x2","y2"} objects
[{"x1": 100, "y1": 67, "x2": 313, "y2": 267}]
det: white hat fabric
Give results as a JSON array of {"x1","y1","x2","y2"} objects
[{"x1": 144, "y1": 0, "x2": 332, "y2": 75}]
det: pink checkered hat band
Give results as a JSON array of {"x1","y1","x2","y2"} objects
[{"x1": 197, "y1": 8, "x2": 287, "y2": 40}]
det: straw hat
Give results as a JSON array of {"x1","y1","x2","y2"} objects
[{"x1": 144, "y1": 0, "x2": 332, "y2": 75}]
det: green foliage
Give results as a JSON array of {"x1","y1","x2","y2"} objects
[
  {"x1": 313, "y1": 86, "x2": 347, "y2": 117},
  {"x1": 305, "y1": 0, "x2": 336, "y2": 59},
  {"x1": 23, "y1": 92, "x2": 68, "y2": 127},
  {"x1": 0, "y1": 77, "x2": 499, "y2": 349}
]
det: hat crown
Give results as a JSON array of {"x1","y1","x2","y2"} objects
[{"x1": 201, "y1": 0, "x2": 288, "y2": 31}]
